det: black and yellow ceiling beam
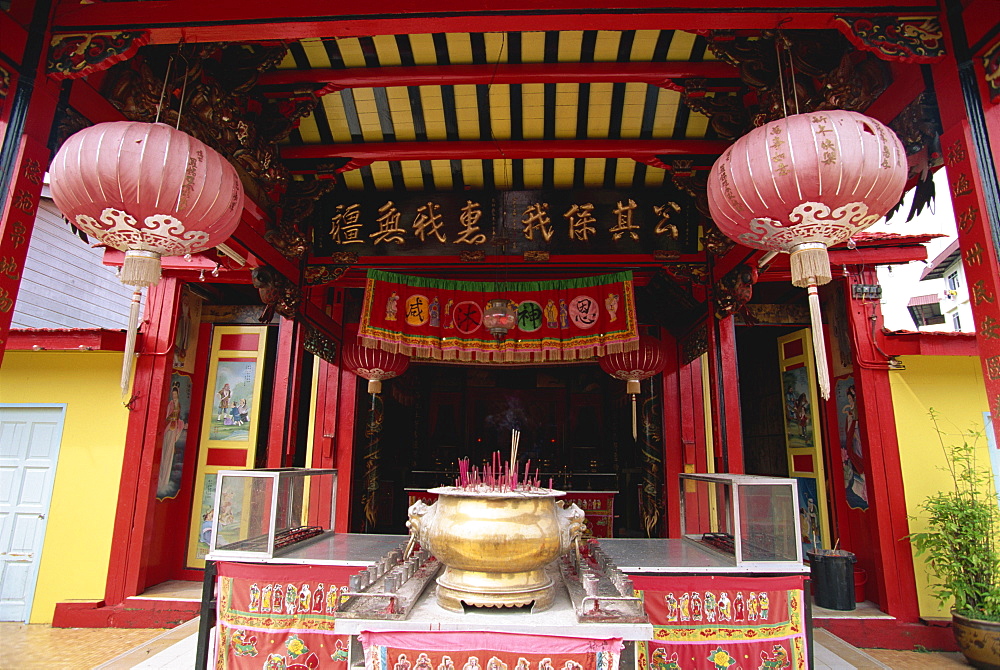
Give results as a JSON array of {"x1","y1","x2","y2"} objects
[
  {"x1": 261, "y1": 61, "x2": 739, "y2": 93},
  {"x1": 280, "y1": 138, "x2": 729, "y2": 172}
]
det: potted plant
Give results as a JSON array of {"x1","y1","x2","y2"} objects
[{"x1": 910, "y1": 410, "x2": 1000, "y2": 670}]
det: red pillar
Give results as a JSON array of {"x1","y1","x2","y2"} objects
[
  {"x1": 706, "y1": 314, "x2": 744, "y2": 473},
  {"x1": 334, "y1": 353, "x2": 359, "y2": 532},
  {"x1": 934, "y1": 1, "x2": 1000, "y2": 437},
  {"x1": 661, "y1": 335, "x2": 683, "y2": 538},
  {"x1": 844, "y1": 269, "x2": 920, "y2": 621},
  {"x1": 0, "y1": 1, "x2": 60, "y2": 361},
  {"x1": 266, "y1": 317, "x2": 307, "y2": 468},
  {"x1": 105, "y1": 277, "x2": 182, "y2": 606}
]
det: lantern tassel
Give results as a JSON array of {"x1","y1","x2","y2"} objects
[
  {"x1": 807, "y1": 285, "x2": 830, "y2": 401},
  {"x1": 789, "y1": 243, "x2": 832, "y2": 288},
  {"x1": 631, "y1": 394, "x2": 638, "y2": 440},
  {"x1": 121, "y1": 250, "x2": 163, "y2": 288},
  {"x1": 121, "y1": 288, "x2": 143, "y2": 397}
]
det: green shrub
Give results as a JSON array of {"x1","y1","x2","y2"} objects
[{"x1": 909, "y1": 409, "x2": 1000, "y2": 622}]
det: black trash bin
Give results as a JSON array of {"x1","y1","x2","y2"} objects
[{"x1": 808, "y1": 549, "x2": 857, "y2": 611}]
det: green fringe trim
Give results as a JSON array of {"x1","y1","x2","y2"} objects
[{"x1": 366, "y1": 269, "x2": 633, "y2": 293}]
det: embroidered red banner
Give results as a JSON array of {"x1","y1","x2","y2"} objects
[
  {"x1": 359, "y1": 270, "x2": 638, "y2": 363},
  {"x1": 215, "y1": 561, "x2": 356, "y2": 669},
  {"x1": 360, "y1": 630, "x2": 623, "y2": 670},
  {"x1": 632, "y1": 574, "x2": 808, "y2": 670}
]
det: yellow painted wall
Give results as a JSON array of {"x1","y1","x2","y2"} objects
[
  {"x1": 889, "y1": 355, "x2": 990, "y2": 618},
  {"x1": 0, "y1": 351, "x2": 129, "y2": 623}
]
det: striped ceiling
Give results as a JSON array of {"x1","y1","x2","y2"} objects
[{"x1": 264, "y1": 30, "x2": 737, "y2": 193}]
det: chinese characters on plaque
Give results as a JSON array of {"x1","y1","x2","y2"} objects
[{"x1": 313, "y1": 190, "x2": 697, "y2": 258}]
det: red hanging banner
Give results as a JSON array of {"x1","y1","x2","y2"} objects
[
  {"x1": 360, "y1": 630, "x2": 623, "y2": 670},
  {"x1": 632, "y1": 574, "x2": 809, "y2": 670},
  {"x1": 358, "y1": 270, "x2": 638, "y2": 363},
  {"x1": 215, "y1": 561, "x2": 356, "y2": 669}
]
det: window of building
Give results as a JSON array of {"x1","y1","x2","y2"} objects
[
  {"x1": 952, "y1": 313, "x2": 961, "y2": 331},
  {"x1": 947, "y1": 271, "x2": 961, "y2": 291}
]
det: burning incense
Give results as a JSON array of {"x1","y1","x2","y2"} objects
[{"x1": 452, "y1": 452, "x2": 547, "y2": 493}]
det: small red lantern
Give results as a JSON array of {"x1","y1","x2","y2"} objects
[
  {"x1": 707, "y1": 111, "x2": 906, "y2": 399},
  {"x1": 342, "y1": 341, "x2": 410, "y2": 394},
  {"x1": 599, "y1": 335, "x2": 668, "y2": 439},
  {"x1": 49, "y1": 121, "x2": 245, "y2": 393}
]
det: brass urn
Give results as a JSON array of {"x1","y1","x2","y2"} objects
[{"x1": 407, "y1": 487, "x2": 585, "y2": 612}]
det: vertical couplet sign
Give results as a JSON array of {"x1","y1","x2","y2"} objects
[
  {"x1": 0, "y1": 134, "x2": 48, "y2": 360},
  {"x1": 941, "y1": 127, "x2": 1000, "y2": 439}
]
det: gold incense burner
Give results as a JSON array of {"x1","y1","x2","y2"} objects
[{"x1": 407, "y1": 487, "x2": 585, "y2": 612}]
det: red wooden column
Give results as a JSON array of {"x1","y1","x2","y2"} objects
[
  {"x1": 308, "y1": 287, "x2": 353, "y2": 530},
  {"x1": 844, "y1": 269, "x2": 919, "y2": 621},
  {"x1": 266, "y1": 317, "x2": 307, "y2": 468},
  {"x1": 333, "y1": 348, "x2": 359, "y2": 532},
  {"x1": 0, "y1": 1, "x2": 60, "y2": 361},
  {"x1": 661, "y1": 335, "x2": 684, "y2": 538},
  {"x1": 935, "y1": 1, "x2": 1000, "y2": 437},
  {"x1": 104, "y1": 277, "x2": 183, "y2": 607},
  {"x1": 705, "y1": 313, "x2": 744, "y2": 474}
]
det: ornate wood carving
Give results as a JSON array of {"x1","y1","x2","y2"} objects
[
  {"x1": 700, "y1": 31, "x2": 890, "y2": 134},
  {"x1": 304, "y1": 326, "x2": 337, "y2": 363},
  {"x1": 264, "y1": 226, "x2": 309, "y2": 259},
  {"x1": 460, "y1": 250, "x2": 486, "y2": 262},
  {"x1": 889, "y1": 91, "x2": 943, "y2": 167},
  {"x1": 0, "y1": 65, "x2": 10, "y2": 115},
  {"x1": 681, "y1": 92, "x2": 749, "y2": 141},
  {"x1": 713, "y1": 263, "x2": 758, "y2": 319},
  {"x1": 47, "y1": 31, "x2": 150, "y2": 80},
  {"x1": 304, "y1": 263, "x2": 351, "y2": 286},
  {"x1": 984, "y1": 38, "x2": 1000, "y2": 104},
  {"x1": 833, "y1": 16, "x2": 945, "y2": 63},
  {"x1": 653, "y1": 249, "x2": 681, "y2": 261},
  {"x1": 100, "y1": 43, "x2": 322, "y2": 215},
  {"x1": 251, "y1": 265, "x2": 301, "y2": 321},
  {"x1": 681, "y1": 323, "x2": 709, "y2": 365},
  {"x1": 523, "y1": 250, "x2": 549, "y2": 262},
  {"x1": 52, "y1": 106, "x2": 92, "y2": 153},
  {"x1": 662, "y1": 263, "x2": 709, "y2": 286},
  {"x1": 700, "y1": 222, "x2": 736, "y2": 257}
]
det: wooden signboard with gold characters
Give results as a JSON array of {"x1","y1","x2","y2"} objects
[{"x1": 310, "y1": 188, "x2": 699, "y2": 259}]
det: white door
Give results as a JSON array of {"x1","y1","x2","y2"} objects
[{"x1": 0, "y1": 405, "x2": 65, "y2": 622}]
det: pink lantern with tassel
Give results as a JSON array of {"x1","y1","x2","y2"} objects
[
  {"x1": 707, "y1": 110, "x2": 906, "y2": 399},
  {"x1": 599, "y1": 334, "x2": 668, "y2": 439},
  {"x1": 342, "y1": 341, "x2": 410, "y2": 394},
  {"x1": 49, "y1": 121, "x2": 244, "y2": 393}
]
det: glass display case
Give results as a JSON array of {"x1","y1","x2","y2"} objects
[
  {"x1": 207, "y1": 468, "x2": 337, "y2": 560},
  {"x1": 679, "y1": 473, "x2": 802, "y2": 569}
]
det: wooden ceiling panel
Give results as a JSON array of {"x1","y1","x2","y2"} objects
[{"x1": 262, "y1": 29, "x2": 744, "y2": 190}]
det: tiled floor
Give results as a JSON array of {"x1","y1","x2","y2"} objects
[
  {"x1": 0, "y1": 620, "x2": 973, "y2": 669},
  {"x1": 94, "y1": 617, "x2": 203, "y2": 669},
  {"x1": 0, "y1": 622, "x2": 166, "y2": 669}
]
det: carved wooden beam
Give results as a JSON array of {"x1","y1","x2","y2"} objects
[{"x1": 52, "y1": 0, "x2": 942, "y2": 44}]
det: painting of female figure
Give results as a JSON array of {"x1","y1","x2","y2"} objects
[{"x1": 157, "y1": 374, "x2": 192, "y2": 499}]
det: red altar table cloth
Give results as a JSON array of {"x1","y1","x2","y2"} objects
[
  {"x1": 215, "y1": 561, "x2": 356, "y2": 669},
  {"x1": 632, "y1": 574, "x2": 807, "y2": 670},
  {"x1": 360, "y1": 631, "x2": 623, "y2": 670}
]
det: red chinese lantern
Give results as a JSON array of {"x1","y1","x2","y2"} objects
[
  {"x1": 49, "y1": 121, "x2": 244, "y2": 392},
  {"x1": 599, "y1": 335, "x2": 668, "y2": 439},
  {"x1": 342, "y1": 341, "x2": 410, "y2": 394},
  {"x1": 707, "y1": 111, "x2": 906, "y2": 399}
]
